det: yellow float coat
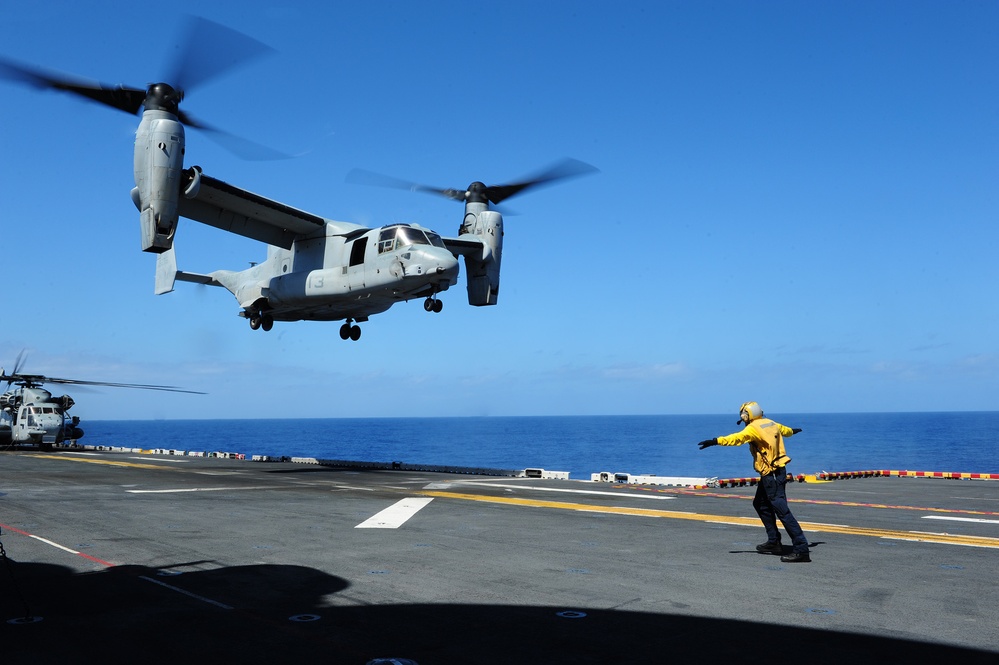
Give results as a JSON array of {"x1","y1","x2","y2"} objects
[{"x1": 716, "y1": 418, "x2": 796, "y2": 476}]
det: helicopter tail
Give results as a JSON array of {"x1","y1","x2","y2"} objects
[{"x1": 154, "y1": 247, "x2": 223, "y2": 294}]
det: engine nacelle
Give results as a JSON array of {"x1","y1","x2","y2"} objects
[
  {"x1": 133, "y1": 111, "x2": 186, "y2": 253},
  {"x1": 461, "y1": 209, "x2": 503, "y2": 306}
]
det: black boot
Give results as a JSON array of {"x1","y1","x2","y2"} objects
[
  {"x1": 780, "y1": 551, "x2": 811, "y2": 563},
  {"x1": 755, "y1": 541, "x2": 782, "y2": 555}
]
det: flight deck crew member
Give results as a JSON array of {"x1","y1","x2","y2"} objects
[{"x1": 697, "y1": 402, "x2": 811, "y2": 563}]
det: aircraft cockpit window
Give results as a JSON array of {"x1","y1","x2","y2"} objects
[
  {"x1": 425, "y1": 231, "x2": 446, "y2": 248},
  {"x1": 396, "y1": 226, "x2": 431, "y2": 248},
  {"x1": 378, "y1": 226, "x2": 434, "y2": 254}
]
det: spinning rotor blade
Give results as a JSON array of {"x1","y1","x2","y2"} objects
[
  {"x1": 480, "y1": 158, "x2": 600, "y2": 205},
  {"x1": 166, "y1": 16, "x2": 274, "y2": 93},
  {"x1": 0, "y1": 56, "x2": 146, "y2": 115},
  {"x1": 344, "y1": 169, "x2": 463, "y2": 200},
  {"x1": 346, "y1": 158, "x2": 598, "y2": 206},
  {"x1": 0, "y1": 17, "x2": 285, "y2": 160}
]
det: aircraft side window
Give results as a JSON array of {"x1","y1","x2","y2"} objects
[
  {"x1": 349, "y1": 237, "x2": 367, "y2": 267},
  {"x1": 378, "y1": 228, "x2": 396, "y2": 254}
]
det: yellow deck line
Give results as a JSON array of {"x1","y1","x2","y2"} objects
[
  {"x1": 420, "y1": 490, "x2": 999, "y2": 549},
  {"x1": 28, "y1": 454, "x2": 183, "y2": 471}
]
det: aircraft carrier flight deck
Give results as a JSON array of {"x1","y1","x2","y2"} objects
[{"x1": 2, "y1": 448, "x2": 997, "y2": 664}]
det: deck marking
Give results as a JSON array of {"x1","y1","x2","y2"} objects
[
  {"x1": 0, "y1": 522, "x2": 115, "y2": 566},
  {"x1": 651, "y1": 487, "x2": 999, "y2": 517},
  {"x1": 356, "y1": 497, "x2": 434, "y2": 529},
  {"x1": 922, "y1": 515, "x2": 999, "y2": 525},
  {"x1": 419, "y1": 491, "x2": 999, "y2": 549},
  {"x1": 29, "y1": 454, "x2": 184, "y2": 471},
  {"x1": 126, "y1": 486, "x2": 279, "y2": 494},
  {"x1": 455, "y1": 482, "x2": 674, "y2": 500},
  {"x1": 129, "y1": 456, "x2": 189, "y2": 463},
  {"x1": 138, "y1": 575, "x2": 233, "y2": 610}
]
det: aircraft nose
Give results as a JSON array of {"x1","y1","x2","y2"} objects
[
  {"x1": 437, "y1": 250, "x2": 459, "y2": 277},
  {"x1": 407, "y1": 247, "x2": 459, "y2": 279}
]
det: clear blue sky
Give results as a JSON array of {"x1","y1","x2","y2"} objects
[{"x1": 1, "y1": 1, "x2": 996, "y2": 420}]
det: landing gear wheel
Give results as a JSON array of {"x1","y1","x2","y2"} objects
[
  {"x1": 424, "y1": 297, "x2": 443, "y2": 313},
  {"x1": 249, "y1": 315, "x2": 262, "y2": 330},
  {"x1": 433, "y1": 299, "x2": 443, "y2": 313},
  {"x1": 340, "y1": 321, "x2": 362, "y2": 341},
  {"x1": 261, "y1": 315, "x2": 274, "y2": 332}
]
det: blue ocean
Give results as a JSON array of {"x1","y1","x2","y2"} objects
[{"x1": 80, "y1": 412, "x2": 999, "y2": 480}]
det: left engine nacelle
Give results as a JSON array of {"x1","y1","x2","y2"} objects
[{"x1": 132, "y1": 111, "x2": 186, "y2": 253}]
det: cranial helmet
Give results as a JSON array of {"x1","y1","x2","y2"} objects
[{"x1": 739, "y1": 401, "x2": 764, "y2": 424}]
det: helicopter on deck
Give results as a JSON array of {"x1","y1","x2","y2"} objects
[
  {"x1": 0, "y1": 18, "x2": 596, "y2": 341},
  {"x1": 1, "y1": 355, "x2": 203, "y2": 451}
]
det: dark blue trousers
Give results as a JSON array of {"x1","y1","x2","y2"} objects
[{"x1": 754, "y1": 466, "x2": 809, "y2": 553}]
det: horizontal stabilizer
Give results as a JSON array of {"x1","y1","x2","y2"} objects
[{"x1": 177, "y1": 271, "x2": 222, "y2": 287}]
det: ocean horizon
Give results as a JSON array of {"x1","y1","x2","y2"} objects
[{"x1": 77, "y1": 412, "x2": 999, "y2": 480}]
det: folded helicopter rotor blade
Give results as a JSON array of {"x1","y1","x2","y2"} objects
[
  {"x1": 24, "y1": 376, "x2": 206, "y2": 395},
  {"x1": 0, "y1": 56, "x2": 146, "y2": 114},
  {"x1": 483, "y1": 158, "x2": 599, "y2": 205},
  {"x1": 166, "y1": 15, "x2": 275, "y2": 94}
]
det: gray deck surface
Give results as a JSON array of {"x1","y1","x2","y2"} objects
[{"x1": 2, "y1": 449, "x2": 997, "y2": 664}]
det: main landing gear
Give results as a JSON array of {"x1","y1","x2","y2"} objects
[
  {"x1": 248, "y1": 313, "x2": 273, "y2": 331},
  {"x1": 339, "y1": 319, "x2": 362, "y2": 341},
  {"x1": 423, "y1": 296, "x2": 443, "y2": 313}
]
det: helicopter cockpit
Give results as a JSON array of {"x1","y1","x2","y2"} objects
[{"x1": 377, "y1": 224, "x2": 446, "y2": 255}]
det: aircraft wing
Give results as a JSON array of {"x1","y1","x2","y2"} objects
[
  {"x1": 442, "y1": 236, "x2": 487, "y2": 258},
  {"x1": 177, "y1": 167, "x2": 327, "y2": 249}
]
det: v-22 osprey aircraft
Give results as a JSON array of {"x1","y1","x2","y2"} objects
[{"x1": 0, "y1": 18, "x2": 595, "y2": 341}]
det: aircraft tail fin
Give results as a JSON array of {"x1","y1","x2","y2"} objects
[{"x1": 154, "y1": 248, "x2": 178, "y2": 295}]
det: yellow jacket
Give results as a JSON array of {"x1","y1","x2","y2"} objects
[{"x1": 717, "y1": 418, "x2": 796, "y2": 476}]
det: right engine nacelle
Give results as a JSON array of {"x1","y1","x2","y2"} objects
[{"x1": 460, "y1": 209, "x2": 503, "y2": 306}]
